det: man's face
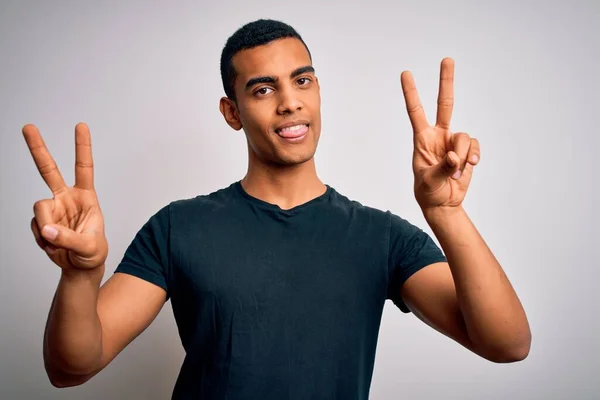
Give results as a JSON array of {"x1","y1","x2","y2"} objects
[{"x1": 226, "y1": 37, "x2": 321, "y2": 166}]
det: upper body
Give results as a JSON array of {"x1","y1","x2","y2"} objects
[
  {"x1": 115, "y1": 180, "x2": 446, "y2": 399},
  {"x1": 23, "y1": 18, "x2": 531, "y2": 399}
]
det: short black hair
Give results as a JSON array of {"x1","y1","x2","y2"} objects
[{"x1": 220, "y1": 19, "x2": 312, "y2": 101}]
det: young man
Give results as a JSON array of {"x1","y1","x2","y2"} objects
[{"x1": 24, "y1": 19, "x2": 530, "y2": 399}]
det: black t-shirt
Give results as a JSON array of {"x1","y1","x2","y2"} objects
[{"x1": 115, "y1": 181, "x2": 446, "y2": 399}]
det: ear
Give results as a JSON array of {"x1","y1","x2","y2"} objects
[{"x1": 219, "y1": 97, "x2": 243, "y2": 131}]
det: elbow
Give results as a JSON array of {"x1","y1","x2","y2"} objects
[
  {"x1": 488, "y1": 344, "x2": 530, "y2": 363},
  {"x1": 48, "y1": 377, "x2": 78, "y2": 389},
  {"x1": 45, "y1": 361, "x2": 96, "y2": 388},
  {"x1": 46, "y1": 368, "x2": 87, "y2": 388},
  {"x1": 47, "y1": 370, "x2": 92, "y2": 389},
  {"x1": 43, "y1": 343, "x2": 104, "y2": 388},
  {"x1": 483, "y1": 332, "x2": 532, "y2": 363}
]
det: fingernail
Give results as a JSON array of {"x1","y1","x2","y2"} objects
[
  {"x1": 471, "y1": 155, "x2": 479, "y2": 163},
  {"x1": 452, "y1": 170, "x2": 462, "y2": 179},
  {"x1": 45, "y1": 246, "x2": 56, "y2": 255},
  {"x1": 42, "y1": 226, "x2": 58, "y2": 240}
]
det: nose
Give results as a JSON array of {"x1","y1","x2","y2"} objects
[{"x1": 276, "y1": 87, "x2": 303, "y2": 115}]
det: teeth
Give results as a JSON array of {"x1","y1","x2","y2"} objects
[{"x1": 279, "y1": 124, "x2": 306, "y2": 133}]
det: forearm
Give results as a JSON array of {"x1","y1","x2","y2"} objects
[
  {"x1": 423, "y1": 206, "x2": 531, "y2": 360},
  {"x1": 44, "y1": 265, "x2": 105, "y2": 377}
]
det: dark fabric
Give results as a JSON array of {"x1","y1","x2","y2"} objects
[{"x1": 115, "y1": 181, "x2": 446, "y2": 399}]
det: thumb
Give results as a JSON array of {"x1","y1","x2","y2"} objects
[
  {"x1": 423, "y1": 151, "x2": 461, "y2": 187},
  {"x1": 41, "y1": 225, "x2": 96, "y2": 257}
]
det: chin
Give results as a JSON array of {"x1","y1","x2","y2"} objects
[
  {"x1": 276, "y1": 153, "x2": 315, "y2": 166},
  {"x1": 272, "y1": 147, "x2": 317, "y2": 166}
]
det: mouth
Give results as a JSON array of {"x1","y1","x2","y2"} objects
[{"x1": 275, "y1": 122, "x2": 310, "y2": 142}]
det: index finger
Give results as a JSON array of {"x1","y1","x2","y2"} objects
[
  {"x1": 436, "y1": 57, "x2": 455, "y2": 129},
  {"x1": 22, "y1": 124, "x2": 67, "y2": 193},
  {"x1": 400, "y1": 71, "x2": 430, "y2": 134}
]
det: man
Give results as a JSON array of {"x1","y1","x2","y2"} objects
[{"x1": 24, "y1": 19, "x2": 530, "y2": 399}]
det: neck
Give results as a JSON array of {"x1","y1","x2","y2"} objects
[{"x1": 241, "y1": 156, "x2": 326, "y2": 210}]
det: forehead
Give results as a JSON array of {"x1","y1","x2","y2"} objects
[{"x1": 231, "y1": 37, "x2": 312, "y2": 80}]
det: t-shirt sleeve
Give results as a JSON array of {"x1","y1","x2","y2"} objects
[
  {"x1": 114, "y1": 204, "x2": 171, "y2": 299},
  {"x1": 386, "y1": 212, "x2": 447, "y2": 313}
]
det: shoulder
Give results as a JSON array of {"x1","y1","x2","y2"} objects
[
  {"x1": 141, "y1": 182, "x2": 240, "y2": 227},
  {"x1": 328, "y1": 187, "x2": 430, "y2": 238},
  {"x1": 168, "y1": 182, "x2": 239, "y2": 214},
  {"x1": 327, "y1": 187, "x2": 395, "y2": 226}
]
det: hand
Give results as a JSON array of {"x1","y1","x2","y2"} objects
[
  {"x1": 23, "y1": 123, "x2": 108, "y2": 271},
  {"x1": 401, "y1": 58, "x2": 481, "y2": 211}
]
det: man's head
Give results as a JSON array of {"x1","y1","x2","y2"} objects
[
  {"x1": 219, "y1": 19, "x2": 322, "y2": 167},
  {"x1": 220, "y1": 19, "x2": 312, "y2": 102}
]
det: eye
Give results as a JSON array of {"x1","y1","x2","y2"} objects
[
  {"x1": 255, "y1": 87, "x2": 274, "y2": 96},
  {"x1": 297, "y1": 77, "x2": 312, "y2": 86}
]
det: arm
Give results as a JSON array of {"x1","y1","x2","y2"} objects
[
  {"x1": 398, "y1": 59, "x2": 530, "y2": 362},
  {"x1": 400, "y1": 207, "x2": 530, "y2": 362},
  {"x1": 22, "y1": 123, "x2": 168, "y2": 386},
  {"x1": 44, "y1": 268, "x2": 166, "y2": 387}
]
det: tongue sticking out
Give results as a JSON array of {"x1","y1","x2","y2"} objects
[{"x1": 277, "y1": 124, "x2": 309, "y2": 138}]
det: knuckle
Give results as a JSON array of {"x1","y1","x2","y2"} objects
[
  {"x1": 33, "y1": 199, "x2": 50, "y2": 215},
  {"x1": 407, "y1": 104, "x2": 424, "y2": 114},
  {"x1": 39, "y1": 162, "x2": 58, "y2": 176},
  {"x1": 33, "y1": 200, "x2": 44, "y2": 214},
  {"x1": 437, "y1": 97, "x2": 453, "y2": 107},
  {"x1": 82, "y1": 236, "x2": 95, "y2": 254},
  {"x1": 453, "y1": 133, "x2": 471, "y2": 147},
  {"x1": 75, "y1": 161, "x2": 94, "y2": 168}
]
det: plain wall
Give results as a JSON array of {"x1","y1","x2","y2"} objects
[{"x1": 1, "y1": 1, "x2": 598, "y2": 399}]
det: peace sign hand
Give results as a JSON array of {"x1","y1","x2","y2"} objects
[
  {"x1": 401, "y1": 58, "x2": 481, "y2": 211},
  {"x1": 23, "y1": 123, "x2": 108, "y2": 271}
]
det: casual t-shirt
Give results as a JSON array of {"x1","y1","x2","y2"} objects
[{"x1": 115, "y1": 181, "x2": 447, "y2": 399}]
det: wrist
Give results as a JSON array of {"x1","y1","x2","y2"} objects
[
  {"x1": 60, "y1": 264, "x2": 105, "y2": 286},
  {"x1": 422, "y1": 205, "x2": 465, "y2": 223}
]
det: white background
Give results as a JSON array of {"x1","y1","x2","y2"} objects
[{"x1": 1, "y1": 1, "x2": 598, "y2": 398}]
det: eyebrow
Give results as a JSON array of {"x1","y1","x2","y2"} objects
[{"x1": 244, "y1": 65, "x2": 315, "y2": 89}]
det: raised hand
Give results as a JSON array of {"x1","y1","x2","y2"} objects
[
  {"x1": 401, "y1": 58, "x2": 481, "y2": 211},
  {"x1": 23, "y1": 123, "x2": 108, "y2": 271}
]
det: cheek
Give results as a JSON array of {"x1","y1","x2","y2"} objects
[
  {"x1": 240, "y1": 103, "x2": 271, "y2": 130},
  {"x1": 309, "y1": 95, "x2": 322, "y2": 129},
  {"x1": 308, "y1": 91, "x2": 321, "y2": 115},
  {"x1": 239, "y1": 105, "x2": 277, "y2": 146}
]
